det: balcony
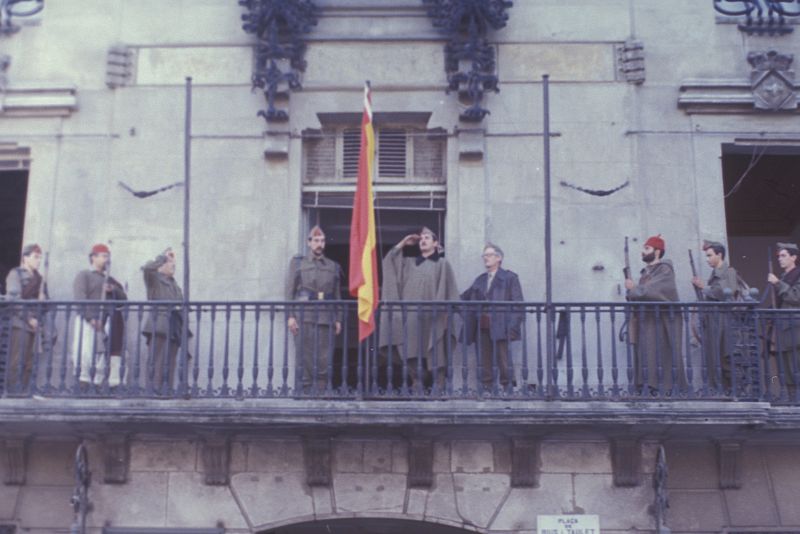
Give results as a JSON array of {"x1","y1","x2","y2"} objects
[{"x1": 0, "y1": 299, "x2": 797, "y2": 400}]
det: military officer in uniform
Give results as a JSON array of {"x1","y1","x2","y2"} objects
[{"x1": 286, "y1": 226, "x2": 342, "y2": 393}]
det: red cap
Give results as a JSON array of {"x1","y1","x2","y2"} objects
[
  {"x1": 91, "y1": 243, "x2": 110, "y2": 255},
  {"x1": 644, "y1": 235, "x2": 665, "y2": 251}
]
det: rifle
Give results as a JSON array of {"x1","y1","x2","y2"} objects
[
  {"x1": 623, "y1": 236, "x2": 631, "y2": 281},
  {"x1": 688, "y1": 249, "x2": 704, "y2": 301},
  {"x1": 37, "y1": 251, "x2": 58, "y2": 355},
  {"x1": 767, "y1": 246, "x2": 777, "y2": 309}
]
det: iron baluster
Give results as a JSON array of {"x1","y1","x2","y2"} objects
[
  {"x1": 205, "y1": 307, "x2": 216, "y2": 397},
  {"x1": 280, "y1": 305, "x2": 289, "y2": 397},
  {"x1": 251, "y1": 305, "x2": 261, "y2": 398},
  {"x1": 682, "y1": 308, "x2": 695, "y2": 399},
  {"x1": 191, "y1": 306, "x2": 202, "y2": 398},
  {"x1": 266, "y1": 305, "x2": 276, "y2": 397},
  {"x1": 580, "y1": 306, "x2": 589, "y2": 399},
  {"x1": 236, "y1": 305, "x2": 246, "y2": 399},
  {"x1": 595, "y1": 306, "x2": 604, "y2": 398},
  {"x1": 610, "y1": 306, "x2": 620, "y2": 398},
  {"x1": 459, "y1": 303, "x2": 470, "y2": 397}
]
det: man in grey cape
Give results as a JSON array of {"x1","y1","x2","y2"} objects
[
  {"x1": 624, "y1": 234, "x2": 685, "y2": 395},
  {"x1": 691, "y1": 240, "x2": 740, "y2": 391},
  {"x1": 378, "y1": 228, "x2": 459, "y2": 391}
]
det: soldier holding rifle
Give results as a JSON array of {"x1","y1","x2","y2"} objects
[
  {"x1": 766, "y1": 242, "x2": 800, "y2": 396},
  {"x1": 691, "y1": 240, "x2": 740, "y2": 391}
]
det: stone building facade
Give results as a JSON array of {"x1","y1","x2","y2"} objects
[{"x1": 1, "y1": 1, "x2": 800, "y2": 533}]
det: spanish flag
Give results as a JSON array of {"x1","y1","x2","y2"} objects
[{"x1": 349, "y1": 82, "x2": 379, "y2": 341}]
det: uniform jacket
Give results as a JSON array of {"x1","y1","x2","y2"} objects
[
  {"x1": 73, "y1": 269, "x2": 127, "y2": 320},
  {"x1": 774, "y1": 267, "x2": 800, "y2": 351},
  {"x1": 285, "y1": 253, "x2": 342, "y2": 325},
  {"x1": 5, "y1": 267, "x2": 44, "y2": 332}
]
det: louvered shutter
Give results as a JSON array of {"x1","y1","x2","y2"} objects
[
  {"x1": 377, "y1": 128, "x2": 407, "y2": 179},
  {"x1": 413, "y1": 129, "x2": 446, "y2": 182},
  {"x1": 303, "y1": 129, "x2": 336, "y2": 183},
  {"x1": 342, "y1": 128, "x2": 361, "y2": 179}
]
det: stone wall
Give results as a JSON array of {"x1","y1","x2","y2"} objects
[{"x1": 1, "y1": 437, "x2": 799, "y2": 533}]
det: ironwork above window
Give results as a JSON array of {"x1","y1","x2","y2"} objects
[
  {"x1": 239, "y1": 0, "x2": 318, "y2": 123},
  {"x1": 0, "y1": 0, "x2": 43, "y2": 35},
  {"x1": 714, "y1": 0, "x2": 800, "y2": 35},
  {"x1": 423, "y1": 0, "x2": 513, "y2": 123}
]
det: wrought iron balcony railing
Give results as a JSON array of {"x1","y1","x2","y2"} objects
[{"x1": 0, "y1": 299, "x2": 798, "y2": 404}]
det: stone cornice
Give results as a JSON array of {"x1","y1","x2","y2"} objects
[{"x1": 0, "y1": 82, "x2": 78, "y2": 117}]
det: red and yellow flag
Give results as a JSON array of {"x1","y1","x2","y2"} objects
[{"x1": 349, "y1": 82, "x2": 379, "y2": 341}]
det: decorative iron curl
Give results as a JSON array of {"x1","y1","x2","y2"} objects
[
  {"x1": 70, "y1": 442, "x2": 91, "y2": 534},
  {"x1": 239, "y1": 0, "x2": 318, "y2": 123},
  {"x1": 0, "y1": 0, "x2": 44, "y2": 35},
  {"x1": 424, "y1": 0, "x2": 513, "y2": 122},
  {"x1": 714, "y1": 0, "x2": 800, "y2": 35},
  {"x1": 560, "y1": 180, "x2": 630, "y2": 197}
]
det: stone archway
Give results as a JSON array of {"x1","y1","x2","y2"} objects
[{"x1": 260, "y1": 517, "x2": 481, "y2": 534}]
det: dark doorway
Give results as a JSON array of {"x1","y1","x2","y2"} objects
[
  {"x1": 0, "y1": 170, "x2": 30, "y2": 295},
  {"x1": 722, "y1": 144, "x2": 800, "y2": 290},
  {"x1": 306, "y1": 206, "x2": 445, "y2": 391},
  {"x1": 264, "y1": 518, "x2": 475, "y2": 534}
]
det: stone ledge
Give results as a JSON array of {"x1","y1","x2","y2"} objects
[
  {"x1": 0, "y1": 399, "x2": 795, "y2": 436},
  {"x1": 0, "y1": 83, "x2": 78, "y2": 117}
]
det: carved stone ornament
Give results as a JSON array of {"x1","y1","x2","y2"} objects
[
  {"x1": 304, "y1": 438, "x2": 331, "y2": 487},
  {"x1": 510, "y1": 438, "x2": 540, "y2": 488},
  {"x1": 717, "y1": 441, "x2": 743, "y2": 489},
  {"x1": 102, "y1": 435, "x2": 130, "y2": 484},
  {"x1": 407, "y1": 439, "x2": 434, "y2": 488},
  {"x1": 2, "y1": 439, "x2": 27, "y2": 486},
  {"x1": 748, "y1": 50, "x2": 797, "y2": 110},
  {"x1": 201, "y1": 437, "x2": 231, "y2": 486},
  {"x1": 611, "y1": 439, "x2": 641, "y2": 487}
]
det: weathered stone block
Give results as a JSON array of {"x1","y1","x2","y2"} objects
[
  {"x1": 391, "y1": 440, "x2": 408, "y2": 474},
  {"x1": 87, "y1": 471, "x2": 168, "y2": 528},
  {"x1": 665, "y1": 442, "x2": 719, "y2": 489},
  {"x1": 668, "y1": 490, "x2": 727, "y2": 532},
  {"x1": 406, "y1": 487, "x2": 428, "y2": 516},
  {"x1": 764, "y1": 445, "x2": 800, "y2": 525},
  {"x1": 0, "y1": 485, "x2": 19, "y2": 519},
  {"x1": 451, "y1": 441, "x2": 494, "y2": 474},
  {"x1": 26, "y1": 440, "x2": 74, "y2": 486},
  {"x1": 541, "y1": 441, "x2": 611, "y2": 474},
  {"x1": 130, "y1": 440, "x2": 196, "y2": 472},
  {"x1": 717, "y1": 441, "x2": 742, "y2": 489},
  {"x1": 231, "y1": 472, "x2": 314, "y2": 529},
  {"x1": 16, "y1": 486, "x2": 74, "y2": 529},
  {"x1": 573, "y1": 474, "x2": 653, "y2": 530},
  {"x1": 723, "y1": 447, "x2": 779, "y2": 527},
  {"x1": 334, "y1": 440, "x2": 363, "y2": 473},
  {"x1": 453, "y1": 473, "x2": 510, "y2": 528},
  {"x1": 311, "y1": 485, "x2": 333, "y2": 516},
  {"x1": 166, "y1": 472, "x2": 248, "y2": 529},
  {"x1": 332, "y1": 473, "x2": 406, "y2": 514},
  {"x1": 363, "y1": 441, "x2": 392, "y2": 473},
  {"x1": 136, "y1": 47, "x2": 252, "y2": 86},
  {"x1": 425, "y1": 474, "x2": 462, "y2": 525},
  {"x1": 493, "y1": 440, "x2": 512, "y2": 474},
  {"x1": 499, "y1": 43, "x2": 616, "y2": 82},
  {"x1": 2, "y1": 439, "x2": 28, "y2": 486},
  {"x1": 490, "y1": 474, "x2": 574, "y2": 531},
  {"x1": 246, "y1": 440, "x2": 304, "y2": 473}
]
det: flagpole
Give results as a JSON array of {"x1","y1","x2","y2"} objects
[
  {"x1": 543, "y1": 74, "x2": 555, "y2": 395},
  {"x1": 179, "y1": 76, "x2": 192, "y2": 397}
]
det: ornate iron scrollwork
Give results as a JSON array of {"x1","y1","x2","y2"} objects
[
  {"x1": 651, "y1": 445, "x2": 670, "y2": 534},
  {"x1": 714, "y1": 0, "x2": 800, "y2": 35},
  {"x1": 424, "y1": 0, "x2": 513, "y2": 123},
  {"x1": 239, "y1": 0, "x2": 318, "y2": 123},
  {"x1": 70, "y1": 442, "x2": 92, "y2": 534},
  {"x1": 0, "y1": 0, "x2": 43, "y2": 35}
]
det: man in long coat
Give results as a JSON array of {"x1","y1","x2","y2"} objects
[
  {"x1": 767, "y1": 242, "x2": 800, "y2": 395},
  {"x1": 4, "y1": 243, "x2": 44, "y2": 393},
  {"x1": 625, "y1": 235, "x2": 685, "y2": 394},
  {"x1": 378, "y1": 227, "x2": 459, "y2": 391},
  {"x1": 691, "y1": 240, "x2": 740, "y2": 391},
  {"x1": 460, "y1": 243, "x2": 524, "y2": 392}
]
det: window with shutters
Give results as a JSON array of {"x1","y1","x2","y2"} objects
[{"x1": 303, "y1": 126, "x2": 446, "y2": 185}]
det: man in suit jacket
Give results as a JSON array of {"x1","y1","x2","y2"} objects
[{"x1": 461, "y1": 243, "x2": 524, "y2": 392}]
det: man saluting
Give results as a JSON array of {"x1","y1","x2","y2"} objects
[{"x1": 378, "y1": 227, "x2": 459, "y2": 392}]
